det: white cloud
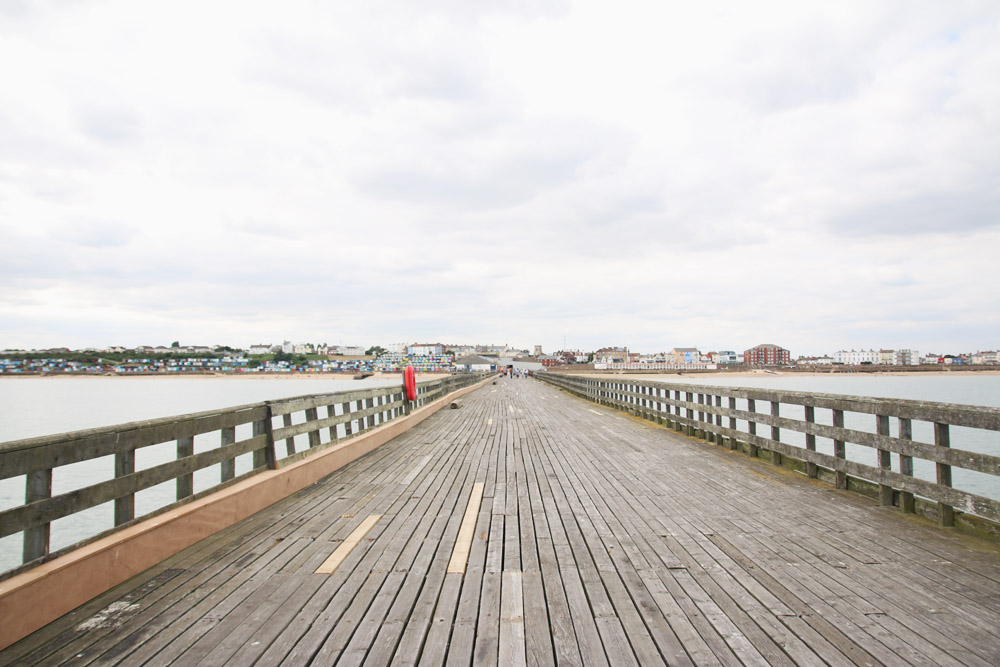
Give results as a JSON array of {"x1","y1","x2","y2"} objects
[{"x1": 1, "y1": 0, "x2": 998, "y2": 356}]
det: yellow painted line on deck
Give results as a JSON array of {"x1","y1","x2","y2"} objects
[
  {"x1": 588, "y1": 409, "x2": 603, "y2": 416},
  {"x1": 315, "y1": 514, "x2": 381, "y2": 574},
  {"x1": 448, "y1": 482, "x2": 485, "y2": 574}
]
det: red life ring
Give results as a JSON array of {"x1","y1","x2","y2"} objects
[{"x1": 403, "y1": 365, "x2": 417, "y2": 401}]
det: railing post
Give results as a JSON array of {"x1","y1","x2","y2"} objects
[
  {"x1": 833, "y1": 409, "x2": 847, "y2": 490},
  {"x1": 344, "y1": 400, "x2": 355, "y2": 434},
  {"x1": 674, "y1": 389, "x2": 684, "y2": 433},
  {"x1": 283, "y1": 413, "x2": 295, "y2": 455},
  {"x1": 685, "y1": 392, "x2": 694, "y2": 437},
  {"x1": 876, "y1": 414, "x2": 892, "y2": 506},
  {"x1": 935, "y1": 423, "x2": 954, "y2": 526},
  {"x1": 898, "y1": 418, "x2": 915, "y2": 513},
  {"x1": 715, "y1": 395, "x2": 723, "y2": 442},
  {"x1": 770, "y1": 401, "x2": 781, "y2": 466},
  {"x1": 697, "y1": 393, "x2": 706, "y2": 439},
  {"x1": 747, "y1": 399, "x2": 758, "y2": 457},
  {"x1": 23, "y1": 468, "x2": 52, "y2": 563},
  {"x1": 728, "y1": 397, "x2": 737, "y2": 450},
  {"x1": 804, "y1": 406, "x2": 818, "y2": 478},
  {"x1": 253, "y1": 403, "x2": 277, "y2": 470},
  {"x1": 221, "y1": 425, "x2": 236, "y2": 482},
  {"x1": 115, "y1": 449, "x2": 135, "y2": 526},
  {"x1": 177, "y1": 436, "x2": 194, "y2": 500},
  {"x1": 305, "y1": 407, "x2": 321, "y2": 448}
]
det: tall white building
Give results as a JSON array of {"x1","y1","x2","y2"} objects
[
  {"x1": 408, "y1": 343, "x2": 444, "y2": 355},
  {"x1": 714, "y1": 351, "x2": 739, "y2": 364},
  {"x1": 971, "y1": 351, "x2": 999, "y2": 365},
  {"x1": 834, "y1": 349, "x2": 879, "y2": 365}
]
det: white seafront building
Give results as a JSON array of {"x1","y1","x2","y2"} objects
[
  {"x1": 834, "y1": 349, "x2": 879, "y2": 365},
  {"x1": 833, "y1": 349, "x2": 920, "y2": 365},
  {"x1": 971, "y1": 351, "x2": 1000, "y2": 365}
]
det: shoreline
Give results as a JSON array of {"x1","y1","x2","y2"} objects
[
  {"x1": 0, "y1": 371, "x2": 453, "y2": 380},
  {"x1": 3, "y1": 368, "x2": 998, "y2": 380},
  {"x1": 571, "y1": 368, "x2": 1000, "y2": 379}
]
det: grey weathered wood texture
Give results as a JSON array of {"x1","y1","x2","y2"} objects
[{"x1": 3, "y1": 376, "x2": 999, "y2": 665}]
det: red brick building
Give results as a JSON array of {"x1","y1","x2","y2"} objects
[{"x1": 744, "y1": 343, "x2": 791, "y2": 365}]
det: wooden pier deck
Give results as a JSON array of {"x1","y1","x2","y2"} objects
[{"x1": 3, "y1": 377, "x2": 999, "y2": 666}]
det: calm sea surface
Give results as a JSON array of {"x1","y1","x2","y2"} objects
[{"x1": 2, "y1": 373, "x2": 998, "y2": 573}]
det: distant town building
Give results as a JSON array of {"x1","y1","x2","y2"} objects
[
  {"x1": 534, "y1": 345, "x2": 543, "y2": 356},
  {"x1": 593, "y1": 347, "x2": 630, "y2": 364},
  {"x1": 474, "y1": 344, "x2": 522, "y2": 358},
  {"x1": 834, "y1": 349, "x2": 878, "y2": 365},
  {"x1": 454, "y1": 355, "x2": 494, "y2": 372},
  {"x1": 408, "y1": 343, "x2": 445, "y2": 356},
  {"x1": 446, "y1": 345, "x2": 476, "y2": 358},
  {"x1": 972, "y1": 351, "x2": 999, "y2": 365},
  {"x1": 797, "y1": 355, "x2": 835, "y2": 365},
  {"x1": 538, "y1": 354, "x2": 564, "y2": 367},
  {"x1": 497, "y1": 357, "x2": 544, "y2": 372},
  {"x1": 329, "y1": 345, "x2": 365, "y2": 356},
  {"x1": 668, "y1": 348, "x2": 701, "y2": 364},
  {"x1": 712, "y1": 350, "x2": 740, "y2": 364},
  {"x1": 744, "y1": 344, "x2": 791, "y2": 366}
]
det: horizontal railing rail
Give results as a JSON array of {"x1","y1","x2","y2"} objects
[
  {"x1": 0, "y1": 373, "x2": 490, "y2": 578},
  {"x1": 537, "y1": 373, "x2": 1000, "y2": 532}
]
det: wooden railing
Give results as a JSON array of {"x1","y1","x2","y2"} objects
[
  {"x1": 0, "y1": 373, "x2": 488, "y2": 577},
  {"x1": 537, "y1": 373, "x2": 1000, "y2": 532}
]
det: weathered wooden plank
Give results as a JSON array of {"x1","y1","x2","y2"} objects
[
  {"x1": 447, "y1": 482, "x2": 485, "y2": 574},
  {"x1": 315, "y1": 514, "x2": 382, "y2": 574}
]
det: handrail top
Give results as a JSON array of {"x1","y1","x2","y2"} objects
[
  {"x1": 555, "y1": 373, "x2": 1000, "y2": 430},
  {"x1": 0, "y1": 376, "x2": 446, "y2": 453}
]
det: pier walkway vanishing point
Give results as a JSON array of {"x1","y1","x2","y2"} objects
[{"x1": 3, "y1": 377, "x2": 1000, "y2": 666}]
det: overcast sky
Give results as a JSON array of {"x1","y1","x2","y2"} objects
[{"x1": 1, "y1": 1, "x2": 998, "y2": 357}]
